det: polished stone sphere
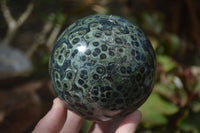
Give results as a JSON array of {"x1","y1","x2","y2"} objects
[{"x1": 49, "y1": 14, "x2": 156, "y2": 121}]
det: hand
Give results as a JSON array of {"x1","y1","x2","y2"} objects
[{"x1": 33, "y1": 98, "x2": 142, "y2": 133}]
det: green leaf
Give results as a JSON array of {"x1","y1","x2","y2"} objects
[
  {"x1": 154, "y1": 83, "x2": 175, "y2": 98},
  {"x1": 167, "y1": 33, "x2": 180, "y2": 52},
  {"x1": 157, "y1": 55, "x2": 177, "y2": 72},
  {"x1": 141, "y1": 12, "x2": 163, "y2": 34},
  {"x1": 191, "y1": 98, "x2": 200, "y2": 112},
  {"x1": 80, "y1": 120, "x2": 93, "y2": 133},
  {"x1": 139, "y1": 93, "x2": 178, "y2": 126},
  {"x1": 41, "y1": 53, "x2": 49, "y2": 65},
  {"x1": 179, "y1": 112, "x2": 200, "y2": 133}
]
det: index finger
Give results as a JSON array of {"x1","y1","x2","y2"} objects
[{"x1": 33, "y1": 98, "x2": 67, "y2": 133}]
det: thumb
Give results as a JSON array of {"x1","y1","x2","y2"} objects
[{"x1": 32, "y1": 98, "x2": 67, "y2": 133}]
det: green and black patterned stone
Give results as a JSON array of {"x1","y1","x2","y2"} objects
[{"x1": 49, "y1": 14, "x2": 156, "y2": 121}]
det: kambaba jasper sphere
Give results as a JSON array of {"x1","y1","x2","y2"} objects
[{"x1": 49, "y1": 14, "x2": 156, "y2": 121}]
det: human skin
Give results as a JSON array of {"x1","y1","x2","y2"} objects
[{"x1": 32, "y1": 97, "x2": 142, "y2": 133}]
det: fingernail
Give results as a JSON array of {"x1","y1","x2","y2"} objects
[{"x1": 52, "y1": 98, "x2": 65, "y2": 110}]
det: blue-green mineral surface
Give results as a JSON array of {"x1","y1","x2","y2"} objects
[{"x1": 49, "y1": 14, "x2": 156, "y2": 121}]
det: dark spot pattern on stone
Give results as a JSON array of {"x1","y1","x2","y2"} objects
[
  {"x1": 127, "y1": 66, "x2": 132, "y2": 73},
  {"x1": 109, "y1": 51, "x2": 115, "y2": 56},
  {"x1": 63, "y1": 83, "x2": 68, "y2": 88},
  {"x1": 96, "y1": 66, "x2": 105, "y2": 74},
  {"x1": 72, "y1": 49, "x2": 78, "y2": 57},
  {"x1": 72, "y1": 38, "x2": 80, "y2": 44},
  {"x1": 67, "y1": 72, "x2": 73, "y2": 79},
  {"x1": 94, "y1": 32, "x2": 102, "y2": 38},
  {"x1": 49, "y1": 14, "x2": 157, "y2": 122},
  {"x1": 80, "y1": 55, "x2": 87, "y2": 61},
  {"x1": 93, "y1": 74, "x2": 99, "y2": 80},
  {"x1": 101, "y1": 45, "x2": 107, "y2": 51},
  {"x1": 92, "y1": 48, "x2": 101, "y2": 57},
  {"x1": 92, "y1": 97, "x2": 99, "y2": 102},
  {"x1": 100, "y1": 54, "x2": 106, "y2": 59},
  {"x1": 85, "y1": 49, "x2": 91, "y2": 55},
  {"x1": 92, "y1": 86, "x2": 99, "y2": 95},
  {"x1": 120, "y1": 67, "x2": 126, "y2": 73},
  {"x1": 78, "y1": 79, "x2": 84, "y2": 85},
  {"x1": 93, "y1": 42, "x2": 99, "y2": 46},
  {"x1": 115, "y1": 38, "x2": 123, "y2": 44}
]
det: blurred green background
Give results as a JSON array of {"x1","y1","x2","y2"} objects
[{"x1": 0, "y1": 0, "x2": 200, "y2": 133}]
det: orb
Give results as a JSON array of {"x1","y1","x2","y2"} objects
[{"x1": 49, "y1": 14, "x2": 156, "y2": 121}]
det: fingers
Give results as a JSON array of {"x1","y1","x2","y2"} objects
[
  {"x1": 115, "y1": 110, "x2": 142, "y2": 133},
  {"x1": 32, "y1": 98, "x2": 67, "y2": 133},
  {"x1": 60, "y1": 110, "x2": 84, "y2": 133},
  {"x1": 33, "y1": 98, "x2": 141, "y2": 133},
  {"x1": 90, "y1": 110, "x2": 141, "y2": 133},
  {"x1": 33, "y1": 97, "x2": 84, "y2": 133},
  {"x1": 90, "y1": 117, "x2": 123, "y2": 133}
]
